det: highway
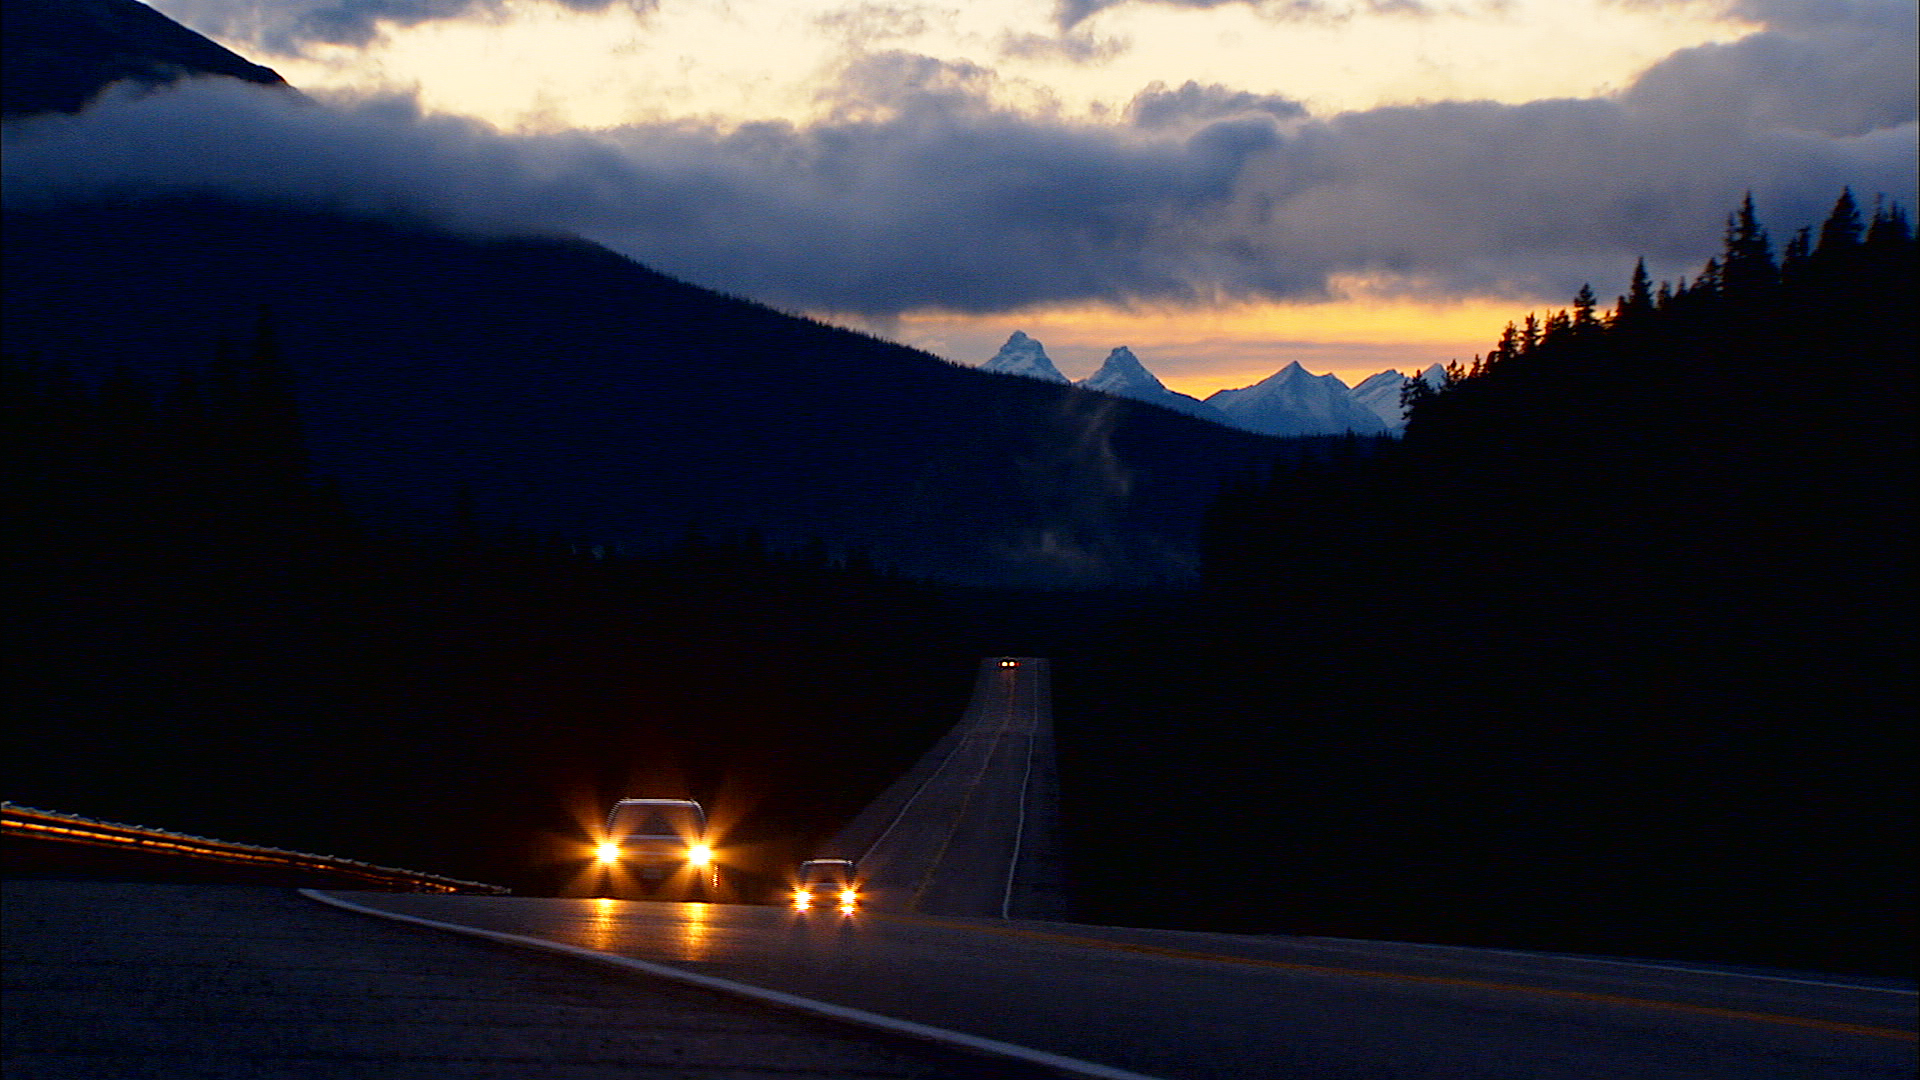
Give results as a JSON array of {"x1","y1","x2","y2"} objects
[
  {"x1": 316, "y1": 890, "x2": 1917, "y2": 1079},
  {"x1": 8, "y1": 657, "x2": 1916, "y2": 1078},
  {"x1": 821, "y1": 657, "x2": 1067, "y2": 919},
  {"x1": 301, "y1": 654, "x2": 1915, "y2": 1078}
]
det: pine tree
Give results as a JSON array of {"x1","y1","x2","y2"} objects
[
  {"x1": 1572, "y1": 283, "x2": 1600, "y2": 333},
  {"x1": 1721, "y1": 192, "x2": 1777, "y2": 298},
  {"x1": 1780, "y1": 227, "x2": 1813, "y2": 284},
  {"x1": 1865, "y1": 201, "x2": 1913, "y2": 248},
  {"x1": 1816, "y1": 188, "x2": 1863, "y2": 255},
  {"x1": 1399, "y1": 372, "x2": 1435, "y2": 417},
  {"x1": 1615, "y1": 259, "x2": 1656, "y2": 325}
]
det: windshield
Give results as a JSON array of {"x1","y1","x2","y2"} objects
[
  {"x1": 799, "y1": 861, "x2": 854, "y2": 885},
  {"x1": 607, "y1": 802, "x2": 705, "y2": 839}
]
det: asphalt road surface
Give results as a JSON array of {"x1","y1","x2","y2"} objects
[
  {"x1": 820, "y1": 656, "x2": 1068, "y2": 919},
  {"x1": 323, "y1": 889, "x2": 1917, "y2": 1080},
  {"x1": 2, "y1": 880, "x2": 1061, "y2": 1080}
]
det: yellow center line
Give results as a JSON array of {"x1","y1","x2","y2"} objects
[
  {"x1": 874, "y1": 913, "x2": 1917, "y2": 1043},
  {"x1": 907, "y1": 679, "x2": 1014, "y2": 911}
]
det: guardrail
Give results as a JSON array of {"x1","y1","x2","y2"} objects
[{"x1": 2, "y1": 801, "x2": 508, "y2": 894}]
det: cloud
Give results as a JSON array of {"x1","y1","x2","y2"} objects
[
  {"x1": 1053, "y1": 0, "x2": 1454, "y2": 30},
  {"x1": 4, "y1": 18, "x2": 1913, "y2": 318},
  {"x1": 1127, "y1": 81, "x2": 1308, "y2": 127},
  {"x1": 997, "y1": 29, "x2": 1130, "y2": 64},
  {"x1": 153, "y1": 0, "x2": 654, "y2": 52},
  {"x1": 812, "y1": 3, "x2": 943, "y2": 50},
  {"x1": 1620, "y1": 1, "x2": 1916, "y2": 138}
]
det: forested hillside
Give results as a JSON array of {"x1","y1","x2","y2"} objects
[
  {"x1": 3, "y1": 334, "x2": 1013, "y2": 898},
  {"x1": 1058, "y1": 192, "x2": 1914, "y2": 976}
]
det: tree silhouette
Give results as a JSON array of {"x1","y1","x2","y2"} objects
[{"x1": 1817, "y1": 188, "x2": 1864, "y2": 255}]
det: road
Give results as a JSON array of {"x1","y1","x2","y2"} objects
[
  {"x1": 9, "y1": 657, "x2": 1915, "y2": 1078},
  {"x1": 314, "y1": 889, "x2": 1918, "y2": 1079},
  {"x1": 821, "y1": 656, "x2": 1068, "y2": 919},
  {"x1": 3, "y1": 880, "x2": 1062, "y2": 1080}
]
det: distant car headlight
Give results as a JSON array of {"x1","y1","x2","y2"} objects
[
  {"x1": 687, "y1": 843, "x2": 713, "y2": 867},
  {"x1": 595, "y1": 842, "x2": 620, "y2": 864}
]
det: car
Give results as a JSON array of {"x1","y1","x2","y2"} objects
[
  {"x1": 791, "y1": 857, "x2": 859, "y2": 911},
  {"x1": 998, "y1": 658, "x2": 1018, "y2": 668},
  {"x1": 597, "y1": 798, "x2": 717, "y2": 900}
]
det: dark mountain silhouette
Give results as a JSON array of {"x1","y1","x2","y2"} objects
[
  {"x1": 1, "y1": 0, "x2": 1288, "y2": 587},
  {"x1": 2, "y1": 0, "x2": 284, "y2": 118},
  {"x1": 3, "y1": 199, "x2": 1286, "y2": 586}
]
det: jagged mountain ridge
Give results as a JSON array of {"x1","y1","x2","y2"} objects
[
  {"x1": 1205, "y1": 362, "x2": 1391, "y2": 437},
  {"x1": 1, "y1": 0, "x2": 1308, "y2": 587},
  {"x1": 980, "y1": 334, "x2": 1431, "y2": 436},
  {"x1": 3, "y1": 199, "x2": 1298, "y2": 587},
  {"x1": 1351, "y1": 364, "x2": 1448, "y2": 428},
  {"x1": 2, "y1": 0, "x2": 285, "y2": 117},
  {"x1": 1077, "y1": 347, "x2": 1228, "y2": 424},
  {"x1": 982, "y1": 331, "x2": 1068, "y2": 383}
]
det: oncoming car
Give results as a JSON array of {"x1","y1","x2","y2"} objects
[
  {"x1": 792, "y1": 858, "x2": 859, "y2": 911},
  {"x1": 597, "y1": 798, "x2": 717, "y2": 900}
]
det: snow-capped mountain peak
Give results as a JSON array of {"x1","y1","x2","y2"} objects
[
  {"x1": 1350, "y1": 364, "x2": 1451, "y2": 428},
  {"x1": 1080, "y1": 346, "x2": 1168, "y2": 395},
  {"x1": 1074, "y1": 346, "x2": 1229, "y2": 424},
  {"x1": 1206, "y1": 362, "x2": 1391, "y2": 437},
  {"x1": 981, "y1": 331, "x2": 1069, "y2": 383}
]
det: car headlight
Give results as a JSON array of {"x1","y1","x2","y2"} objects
[
  {"x1": 687, "y1": 843, "x2": 713, "y2": 867},
  {"x1": 595, "y1": 842, "x2": 620, "y2": 864},
  {"x1": 840, "y1": 888, "x2": 858, "y2": 904}
]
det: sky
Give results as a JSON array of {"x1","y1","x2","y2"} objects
[{"x1": 7, "y1": 0, "x2": 1915, "y2": 394}]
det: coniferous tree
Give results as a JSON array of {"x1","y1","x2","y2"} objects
[
  {"x1": 1721, "y1": 192, "x2": 1777, "y2": 298},
  {"x1": 1615, "y1": 259, "x2": 1656, "y2": 326},
  {"x1": 1571, "y1": 284, "x2": 1599, "y2": 333},
  {"x1": 1817, "y1": 188, "x2": 1864, "y2": 254},
  {"x1": 1865, "y1": 201, "x2": 1913, "y2": 249}
]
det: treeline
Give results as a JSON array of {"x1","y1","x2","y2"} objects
[
  {"x1": 4, "y1": 332, "x2": 1001, "y2": 898},
  {"x1": 1057, "y1": 192, "x2": 1913, "y2": 976}
]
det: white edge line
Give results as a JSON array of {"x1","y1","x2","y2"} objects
[
  {"x1": 858, "y1": 661, "x2": 995, "y2": 864},
  {"x1": 1002, "y1": 665, "x2": 1037, "y2": 921},
  {"x1": 299, "y1": 889, "x2": 1169, "y2": 1080},
  {"x1": 1294, "y1": 935, "x2": 1919, "y2": 996}
]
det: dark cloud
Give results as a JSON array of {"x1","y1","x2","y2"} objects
[
  {"x1": 1620, "y1": 0, "x2": 1916, "y2": 138},
  {"x1": 1614, "y1": 0, "x2": 1914, "y2": 34},
  {"x1": 153, "y1": 0, "x2": 653, "y2": 52},
  {"x1": 5, "y1": 18, "x2": 1913, "y2": 318},
  {"x1": 1127, "y1": 81, "x2": 1308, "y2": 127}
]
